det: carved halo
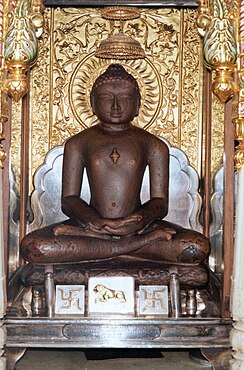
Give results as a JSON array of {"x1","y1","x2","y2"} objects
[{"x1": 68, "y1": 53, "x2": 162, "y2": 130}]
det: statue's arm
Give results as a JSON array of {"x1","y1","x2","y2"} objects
[
  {"x1": 61, "y1": 136, "x2": 100, "y2": 227},
  {"x1": 135, "y1": 137, "x2": 169, "y2": 224}
]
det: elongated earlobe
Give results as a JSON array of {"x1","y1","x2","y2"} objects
[
  {"x1": 135, "y1": 98, "x2": 141, "y2": 117},
  {"x1": 90, "y1": 96, "x2": 96, "y2": 115}
]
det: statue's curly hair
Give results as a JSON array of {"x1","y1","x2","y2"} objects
[{"x1": 90, "y1": 64, "x2": 141, "y2": 99}]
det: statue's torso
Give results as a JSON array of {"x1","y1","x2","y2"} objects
[{"x1": 83, "y1": 126, "x2": 147, "y2": 218}]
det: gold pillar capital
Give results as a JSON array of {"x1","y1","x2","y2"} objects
[
  {"x1": 198, "y1": 0, "x2": 237, "y2": 103},
  {"x1": 3, "y1": 0, "x2": 45, "y2": 101},
  {"x1": 212, "y1": 66, "x2": 237, "y2": 103},
  {"x1": 4, "y1": 65, "x2": 28, "y2": 102}
]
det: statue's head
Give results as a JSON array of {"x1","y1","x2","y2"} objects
[{"x1": 90, "y1": 64, "x2": 141, "y2": 125}]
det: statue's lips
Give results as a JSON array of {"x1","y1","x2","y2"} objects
[
  {"x1": 109, "y1": 112, "x2": 121, "y2": 118},
  {"x1": 110, "y1": 114, "x2": 121, "y2": 118}
]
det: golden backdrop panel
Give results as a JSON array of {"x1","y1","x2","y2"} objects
[
  {"x1": 50, "y1": 7, "x2": 183, "y2": 144},
  {"x1": 11, "y1": 100, "x2": 22, "y2": 187},
  {"x1": 30, "y1": 7, "x2": 52, "y2": 178},
  {"x1": 10, "y1": 6, "x2": 224, "y2": 190},
  {"x1": 181, "y1": 9, "x2": 203, "y2": 173},
  {"x1": 211, "y1": 94, "x2": 224, "y2": 177}
]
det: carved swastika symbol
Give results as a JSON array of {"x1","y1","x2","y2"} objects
[{"x1": 58, "y1": 287, "x2": 83, "y2": 311}]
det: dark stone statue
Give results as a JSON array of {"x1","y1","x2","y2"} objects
[{"x1": 21, "y1": 64, "x2": 210, "y2": 265}]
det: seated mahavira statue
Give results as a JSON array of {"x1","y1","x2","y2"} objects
[{"x1": 21, "y1": 64, "x2": 210, "y2": 265}]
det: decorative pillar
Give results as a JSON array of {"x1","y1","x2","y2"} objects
[
  {"x1": 0, "y1": 0, "x2": 7, "y2": 170},
  {"x1": 4, "y1": 0, "x2": 45, "y2": 102},
  {"x1": 0, "y1": 1, "x2": 8, "y2": 368},
  {"x1": 0, "y1": 1, "x2": 45, "y2": 368},
  {"x1": 198, "y1": 1, "x2": 244, "y2": 365},
  {"x1": 230, "y1": 2, "x2": 244, "y2": 367},
  {"x1": 198, "y1": 0, "x2": 238, "y2": 318},
  {"x1": 197, "y1": 0, "x2": 237, "y2": 103},
  {"x1": 0, "y1": 171, "x2": 6, "y2": 370}
]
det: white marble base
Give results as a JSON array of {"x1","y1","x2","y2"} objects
[
  {"x1": 55, "y1": 285, "x2": 85, "y2": 315},
  {"x1": 139, "y1": 285, "x2": 168, "y2": 316},
  {"x1": 88, "y1": 276, "x2": 135, "y2": 315}
]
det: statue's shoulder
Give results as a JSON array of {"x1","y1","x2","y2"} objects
[
  {"x1": 65, "y1": 126, "x2": 98, "y2": 147},
  {"x1": 134, "y1": 126, "x2": 168, "y2": 152}
]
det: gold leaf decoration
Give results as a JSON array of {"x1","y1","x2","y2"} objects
[
  {"x1": 10, "y1": 7, "x2": 212, "y2": 187},
  {"x1": 69, "y1": 55, "x2": 161, "y2": 130},
  {"x1": 211, "y1": 93, "x2": 225, "y2": 176}
]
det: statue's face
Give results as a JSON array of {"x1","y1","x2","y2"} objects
[{"x1": 91, "y1": 80, "x2": 140, "y2": 125}]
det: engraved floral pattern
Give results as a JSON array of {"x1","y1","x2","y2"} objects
[{"x1": 11, "y1": 7, "x2": 212, "y2": 180}]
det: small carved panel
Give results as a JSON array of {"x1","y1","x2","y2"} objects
[
  {"x1": 139, "y1": 285, "x2": 168, "y2": 316},
  {"x1": 55, "y1": 285, "x2": 85, "y2": 315},
  {"x1": 88, "y1": 276, "x2": 135, "y2": 315}
]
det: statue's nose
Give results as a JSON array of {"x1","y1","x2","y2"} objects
[{"x1": 111, "y1": 96, "x2": 121, "y2": 111}]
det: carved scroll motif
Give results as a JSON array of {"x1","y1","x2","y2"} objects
[
  {"x1": 181, "y1": 9, "x2": 202, "y2": 169},
  {"x1": 0, "y1": 1, "x2": 8, "y2": 169},
  {"x1": 26, "y1": 7, "x2": 203, "y2": 179},
  {"x1": 228, "y1": 2, "x2": 244, "y2": 369},
  {"x1": 211, "y1": 93, "x2": 224, "y2": 175}
]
